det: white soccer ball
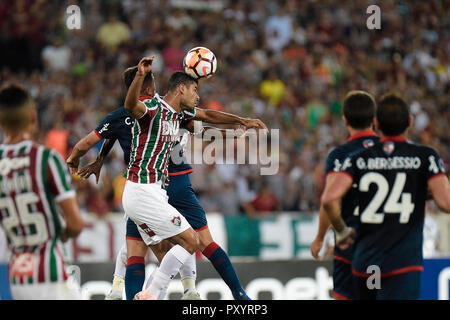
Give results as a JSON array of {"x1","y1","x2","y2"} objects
[{"x1": 183, "y1": 47, "x2": 217, "y2": 79}]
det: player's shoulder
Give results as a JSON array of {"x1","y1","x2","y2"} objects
[{"x1": 105, "y1": 106, "x2": 128, "y2": 120}]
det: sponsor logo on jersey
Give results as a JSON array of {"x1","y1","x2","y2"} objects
[
  {"x1": 171, "y1": 216, "x2": 181, "y2": 227},
  {"x1": 383, "y1": 142, "x2": 395, "y2": 155},
  {"x1": 363, "y1": 139, "x2": 375, "y2": 149},
  {"x1": 98, "y1": 123, "x2": 110, "y2": 134},
  {"x1": 139, "y1": 223, "x2": 155, "y2": 237}
]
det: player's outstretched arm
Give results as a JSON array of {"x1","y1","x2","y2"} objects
[
  {"x1": 78, "y1": 138, "x2": 116, "y2": 183},
  {"x1": 321, "y1": 172, "x2": 354, "y2": 249},
  {"x1": 66, "y1": 130, "x2": 102, "y2": 174},
  {"x1": 124, "y1": 56, "x2": 154, "y2": 119},
  {"x1": 428, "y1": 175, "x2": 450, "y2": 213},
  {"x1": 193, "y1": 108, "x2": 268, "y2": 132},
  {"x1": 59, "y1": 197, "x2": 84, "y2": 242}
]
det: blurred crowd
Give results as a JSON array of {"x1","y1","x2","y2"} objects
[{"x1": 0, "y1": 0, "x2": 449, "y2": 218}]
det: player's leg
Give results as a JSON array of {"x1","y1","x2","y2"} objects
[
  {"x1": 123, "y1": 180, "x2": 199, "y2": 300},
  {"x1": 332, "y1": 257, "x2": 354, "y2": 300},
  {"x1": 377, "y1": 272, "x2": 421, "y2": 300},
  {"x1": 167, "y1": 175, "x2": 250, "y2": 300},
  {"x1": 105, "y1": 241, "x2": 127, "y2": 300},
  {"x1": 352, "y1": 275, "x2": 376, "y2": 300}
]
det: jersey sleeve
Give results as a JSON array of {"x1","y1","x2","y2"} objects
[
  {"x1": 139, "y1": 99, "x2": 160, "y2": 120},
  {"x1": 47, "y1": 149, "x2": 76, "y2": 203},
  {"x1": 341, "y1": 155, "x2": 358, "y2": 182},
  {"x1": 182, "y1": 107, "x2": 197, "y2": 121},
  {"x1": 423, "y1": 147, "x2": 446, "y2": 182},
  {"x1": 94, "y1": 112, "x2": 120, "y2": 140},
  {"x1": 325, "y1": 148, "x2": 342, "y2": 174}
]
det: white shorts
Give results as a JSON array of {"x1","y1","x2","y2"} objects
[
  {"x1": 10, "y1": 280, "x2": 82, "y2": 300},
  {"x1": 122, "y1": 180, "x2": 191, "y2": 245}
]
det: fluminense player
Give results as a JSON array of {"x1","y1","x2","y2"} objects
[
  {"x1": 0, "y1": 84, "x2": 84, "y2": 299},
  {"x1": 310, "y1": 90, "x2": 379, "y2": 300},
  {"x1": 123, "y1": 57, "x2": 266, "y2": 300},
  {"x1": 322, "y1": 93, "x2": 450, "y2": 299},
  {"x1": 68, "y1": 56, "x2": 266, "y2": 300}
]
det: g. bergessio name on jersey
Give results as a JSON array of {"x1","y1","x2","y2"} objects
[{"x1": 344, "y1": 156, "x2": 422, "y2": 171}]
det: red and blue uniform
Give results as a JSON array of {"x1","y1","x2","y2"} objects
[{"x1": 325, "y1": 130, "x2": 379, "y2": 300}]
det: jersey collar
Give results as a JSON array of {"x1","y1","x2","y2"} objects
[
  {"x1": 347, "y1": 130, "x2": 377, "y2": 141},
  {"x1": 155, "y1": 93, "x2": 178, "y2": 113},
  {"x1": 379, "y1": 136, "x2": 407, "y2": 143},
  {"x1": 138, "y1": 95, "x2": 153, "y2": 101}
]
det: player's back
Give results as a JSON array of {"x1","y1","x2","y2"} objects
[
  {"x1": 0, "y1": 140, "x2": 74, "y2": 284},
  {"x1": 346, "y1": 137, "x2": 445, "y2": 275}
]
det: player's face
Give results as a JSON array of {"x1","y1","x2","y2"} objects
[{"x1": 181, "y1": 82, "x2": 199, "y2": 110}]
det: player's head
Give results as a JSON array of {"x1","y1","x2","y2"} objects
[
  {"x1": 0, "y1": 83, "x2": 37, "y2": 135},
  {"x1": 167, "y1": 71, "x2": 199, "y2": 110},
  {"x1": 342, "y1": 90, "x2": 376, "y2": 130},
  {"x1": 122, "y1": 66, "x2": 155, "y2": 96},
  {"x1": 375, "y1": 93, "x2": 411, "y2": 136}
]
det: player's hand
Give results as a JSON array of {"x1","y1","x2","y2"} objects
[
  {"x1": 242, "y1": 118, "x2": 269, "y2": 133},
  {"x1": 137, "y1": 56, "x2": 154, "y2": 76},
  {"x1": 77, "y1": 158, "x2": 104, "y2": 184},
  {"x1": 336, "y1": 227, "x2": 355, "y2": 250},
  {"x1": 310, "y1": 236, "x2": 324, "y2": 261},
  {"x1": 66, "y1": 156, "x2": 80, "y2": 175}
]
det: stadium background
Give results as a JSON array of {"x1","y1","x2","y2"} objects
[{"x1": 0, "y1": 0, "x2": 449, "y2": 299}]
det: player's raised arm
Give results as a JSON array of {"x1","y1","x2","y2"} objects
[
  {"x1": 321, "y1": 172, "x2": 355, "y2": 249},
  {"x1": 125, "y1": 56, "x2": 154, "y2": 119},
  {"x1": 428, "y1": 175, "x2": 450, "y2": 213},
  {"x1": 66, "y1": 130, "x2": 102, "y2": 174},
  {"x1": 193, "y1": 108, "x2": 268, "y2": 132}
]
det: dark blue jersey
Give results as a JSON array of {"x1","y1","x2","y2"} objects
[
  {"x1": 94, "y1": 105, "x2": 192, "y2": 173},
  {"x1": 343, "y1": 137, "x2": 446, "y2": 275},
  {"x1": 325, "y1": 131, "x2": 379, "y2": 262}
]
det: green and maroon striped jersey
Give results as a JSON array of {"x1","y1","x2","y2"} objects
[
  {"x1": 0, "y1": 140, "x2": 75, "y2": 284},
  {"x1": 125, "y1": 94, "x2": 196, "y2": 184}
]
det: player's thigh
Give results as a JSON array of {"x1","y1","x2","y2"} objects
[
  {"x1": 167, "y1": 175, "x2": 208, "y2": 231},
  {"x1": 352, "y1": 275, "x2": 377, "y2": 300},
  {"x1": 332, "y1": 259, "x2": 354, "y2": 300},
  {"x1": 378, "y1": 272, "x2": 421, "y2": 300},
  {"x1": 167, "y1": 227, "x2": 199, "y2": 254}
]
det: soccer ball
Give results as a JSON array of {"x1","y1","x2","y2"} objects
[{"x1": 183, "y1": 47, "x2": 217, "y2": 79}]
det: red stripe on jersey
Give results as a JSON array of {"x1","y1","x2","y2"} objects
[
  {"x1": 334, "y1": 255, "x2": 352, "y2": 265},
  {"x1": 347, "y1": 130, "x2": 377, "y2": 142},
  {"x1": 38, "y1": 243, "x2": 47, "y2": 282},
  {"x1": 169, "y1": 169, "x2": 194, "y2": 176},
  {"x1": 332, "y1": 291, "x2": 352, "y2": 300},
  {"x1": 379, "y1": 136, "x2": 407, "y2": 143},
  {"x1": 427, "y1": 172, "x2": 447, "y2": 183},
  {"x1": 128, "y1": 112, "x2": 152, "y2": 182},
  {"x1": 352, "y1": 265, "x2": 424, "y2": 278},
  {"x1": 147, "y1": 108, "x2": 168, "y2": 183},
  {"x1": 93, "y1": 129, "x2": 103, "y2": 139}
]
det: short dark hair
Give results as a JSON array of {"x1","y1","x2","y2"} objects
[
  {"x1": 0, "y1": 83, "x2": 34, "y2": 130},
  {"x1": 167, "y1": 71, "x2": 198, "y2": 92},
  {"x1": 376, "y1": 93, "x2": 410, "y2": 136},
  {"x1": 122, "y1": 66, "x2": 154, "y2": 89},
  {"x1": 342, "y1": 90, "x2": 376, "y2": 129}
]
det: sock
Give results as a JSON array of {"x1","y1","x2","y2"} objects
[
  {"x1": 125, "y1": 256, "x2": 145, "y2": 300},
  {"x1": 180, "y1": 253, "x2": 197, "y2": 293},
  {"x1": 148, "y1": 245, "x2": 191, "y2": 299},
  {"x1": 111, "y1": 275, "x2": 125, "y2": 293},
  {"x1": 144, "y1": 268, "x2": 169, "y2": 300},
  {"x1": 202, "y1": 242, "x2": 250, "y2": 300},
  {"x1": 114, "y1": 243, "x2": 127, "y2": 279}
]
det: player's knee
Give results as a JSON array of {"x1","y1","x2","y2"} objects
[{"x1": 184, "y1": 230, "x2": 200, "y2": 254}]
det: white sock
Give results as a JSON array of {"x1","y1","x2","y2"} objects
[
  {"x1": 180, "y1": 253, "x2": 196, "y2": 281},
  {"x1": 113, "y1": 242, "x2": 127, "y2": 279},
  {"x1": 148, "y1": 245, "x2": 191, "y2": 299}
]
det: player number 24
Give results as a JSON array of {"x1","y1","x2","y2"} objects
[{"x1": 357, "y1": 172, "x2": 415, "y2": 224}]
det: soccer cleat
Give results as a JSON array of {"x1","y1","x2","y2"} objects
[
  {"x1": 105, "y1": 290, "x2": 123, "y2": 300},
  {"x1": 181, "y1": 290, "x2": 202, "y2": 300},
  {"x1": 134, "y1": 289, "x2": 156, "y2": 300}
]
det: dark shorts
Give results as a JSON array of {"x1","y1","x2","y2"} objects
[
  {"x1": 332, "y1": 255, "x2": 354, "y2": 300},
  {"x1": 126, "y1": 173, "x2": 207, "y2": 240},
  {"x1": 353, "y1": 271, "x2": 422, "y2": 300}
]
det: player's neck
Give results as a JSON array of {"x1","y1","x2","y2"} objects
[
  {"x1": 162, "y1": 92, "x2": 182, "y2": 113},
  {"x1": 347, "y1": 127, "x2": 375, "y2": 140},
  {"x1": 3, "y1": 131, "x2": 32, "y2": 145}
]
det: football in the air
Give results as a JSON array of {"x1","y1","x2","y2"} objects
[{"x1": 183, "y1": 47, "x2": 217, "y2": 79}]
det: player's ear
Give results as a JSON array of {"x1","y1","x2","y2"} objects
[
  {"x1": 408, "y1": 115, "x2": 413, "y2": 128},
  {"x1": 342, "y1": 115, "x2": 348, "y2": 126},
  {"x1": 374, "y1": 117, "x2": 380, "y2": 131}
]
